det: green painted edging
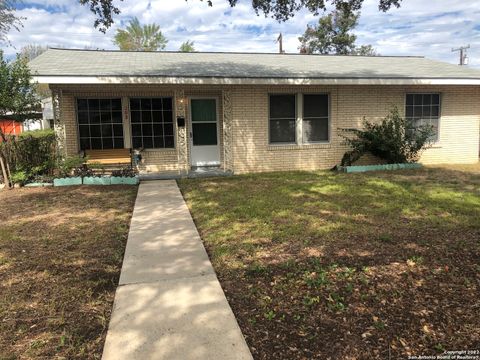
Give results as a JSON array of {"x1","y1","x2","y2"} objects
[
  {"x1": 25, "y1": 182, "x2": 53, "y2": 187},
  {"x1": 345, "y1": 163, "x2": 423, "y2": 173},
  {"x1": 53, "y1": 177, "x2": 83, "y2": 186},
  {"x1": 110, "y1": 176, "x2": 139, "y2": 185},
  {"x1": 83, "y1": 177, "x2": 112, "y2": 185}
]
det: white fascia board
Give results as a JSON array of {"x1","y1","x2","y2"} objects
[{"x1": 32, "y1": 75, "x2": 480, "y2": 86}]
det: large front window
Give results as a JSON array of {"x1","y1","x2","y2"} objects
[
  {"x1": 405, "y1": 93, "x2": 440, "y2": 141},
  {"x1": 130, "y1": 98, "x2": 174, "y2": 149},
  {"x1": 77, "y1": 98, "x2": 124, "y2": 150}
]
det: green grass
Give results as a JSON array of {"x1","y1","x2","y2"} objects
[{"x1": 179, "y1": 164, "x2": 480, "y2": 359}]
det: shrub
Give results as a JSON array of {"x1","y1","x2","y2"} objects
[
  {"x1": 57, "y1": 156, "x2": 85, "y2": 178},
  {"x1": 10, "y1": 170, "x2": 28, "y2": 185},
  {"x1": 0, "y1": 129, "x2": 57, "y2": 183},
  {"x1": 111, "y1": 166, "x2": 138, "y2": 177},
  {"x1": 339, "y1": 107, "x2": 435, "y2": 166}
]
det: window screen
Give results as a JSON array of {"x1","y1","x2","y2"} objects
[
  {"x1": 77, "y1": 98, "x2": 124, "y2": 150},
  {"x1": 130, "y1": 98, "x2": 174, "y2": 149},
  {"x1": 191, "y1": 99, "x2": 217, "y2": 146},
  {"x1": 269, "y1": 94, "x2": 296, "y2": 144},
  {"x1": 405, "y1": 94, "x2": 440, "y2": 140},
  {"x1": 303, "y1": 94, "x2": 329, "y2": 142}
]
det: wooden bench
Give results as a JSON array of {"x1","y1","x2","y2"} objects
[{"x1": 84, "y1": 149, "x2": 132, "y2": 166}]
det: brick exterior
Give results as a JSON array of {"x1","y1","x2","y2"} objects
[{"x1": 52, "y1": 84, "x2": 480, "y2": 174}]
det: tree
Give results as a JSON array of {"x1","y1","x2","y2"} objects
[
  {"x1": 299, "y1": 9, "x2": 377, "y2": 55},
  {"x1": 0, "y1": 50, "x2": 40, "y2": 188},
  {"x1": 0, "y1": 0, "x2": 23, "y2": 44},
  {"x1": 79, "y1": 0, "x2": 403, "y2": 31},
  {"x1": 353, "y1": 44, "x2": 377, "y2": 56},
  {"x1": 179, "y1": 40, "x2": 195, "y2": 52},
  {"x1": 113, "y1": 17, "x2": 167, "y2": 51},
  {"x1": 19, "y1": 44, "x2": 48, "y2": 62}
]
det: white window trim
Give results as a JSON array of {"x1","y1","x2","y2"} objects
[
  {"x1": 301, "y1": 93, "x2": 331, "y2": 144},
  {"x1": 268, "y1": 93, "x2": 297, "y2": 145},
  {"x1": 268, "y1": 92, "x2": 331, "y2": 146},
  {"x1": 404, "y1": 92, "x2": 442, "y2": 143}
]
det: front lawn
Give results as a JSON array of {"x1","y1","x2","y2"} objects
[
  {"x1": 179, "y1": 164, "x2": 480, "y2": 359},
  {"x1": 0, "y1": 186, "x2": 137, "y2": 359}
]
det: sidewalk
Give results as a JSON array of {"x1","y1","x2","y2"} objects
[{"x1": 102, "y1": 180, "x2": 252, "y2": 360}]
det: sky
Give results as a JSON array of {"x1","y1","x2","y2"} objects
[{"x1": 3, "y1": 0, "x2": 480, "y2": 67}]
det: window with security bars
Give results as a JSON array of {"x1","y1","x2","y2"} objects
[
  {"x1": 130, "y1": 98, "x2": 174, "y2": 149},
  {"x1": 77, "y1": 98, "x2": 124, "y2": 150},
  {"x1": 405, "y1": 93, "x2": 440, "y2": 141}
]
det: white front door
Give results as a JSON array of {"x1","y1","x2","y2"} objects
[{"x1": 190, "y1": 98, "x2": 220, "y2": 167}]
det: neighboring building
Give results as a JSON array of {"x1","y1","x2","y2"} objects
[
  {"x1": 0, "y1": 120, "x2": 23, "y2": 137},
  {"x1": 29, "y1": 49, "x2": 480, "y2": 174}
]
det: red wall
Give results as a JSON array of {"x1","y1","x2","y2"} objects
[{"x1": 0, "y1": 120, "x2": 23, "y2": 137}]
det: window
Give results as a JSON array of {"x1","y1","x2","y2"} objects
[
  {"x1": 77, "y1": 98, "x2": 124, "y2": 150},
  {"x1": 130, "y1": 98, "x2": 174, "y2": 149},
  {"x1": 269, "y1": 94, "x2": 296, "y2": 144},
  {"x1": 303, "y1": 94, "x2": 329, "y2": 142},
  {"x1": 405, "y1": 93, "x2": 440, "y2": 140}
]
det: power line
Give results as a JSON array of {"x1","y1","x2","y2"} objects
[{"x1": 451, "y1": 44, "x2": 470, "y2": 65}]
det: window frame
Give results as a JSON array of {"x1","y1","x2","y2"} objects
[
  {"x1": 301, "y1": 93, "x2": 331, "y2": 144},
  {"x1": 128, "y1": 96, "x2": 176, "y2": 150},
  {"x1": 268, "y1": 93, "x2": 298, "y2": 145},
  {"x1": 404, "y1": 92, "x2": 442, "y2": 143},
  {"x1": 75, "y1": 97, "x2": 125, "y2": 151}
]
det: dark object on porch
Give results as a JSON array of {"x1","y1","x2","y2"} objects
[{"x1": 84, "y1": 148, "x2": 132, "y2": 166}]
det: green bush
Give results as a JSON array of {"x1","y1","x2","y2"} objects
[
  {"x1": 0, "y1": 129, "x2": 57, "y2": 183},
  {"x1": 57, "y1": 156, "x2": 85, "y2": 178},
  {"x1": 339, "y1": 107, "x2": 435, "y2": 166},
  {"x1": 10, "y1": 170, "x2": 28, "y2": 185}
]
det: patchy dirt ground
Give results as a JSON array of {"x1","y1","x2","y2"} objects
[
  {"x1": 179, "y1": 164, "x2": 480, "y2": 360},
  {"x1": 0, "y1": 186, "x2": 137, "y2": 359}
]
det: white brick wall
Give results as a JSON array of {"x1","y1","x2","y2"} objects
[{"x1": 53, "y1": 83, "x2": 480, "y2": 174}]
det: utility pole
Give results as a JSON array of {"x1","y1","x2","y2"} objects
[
  {"x1": 276, "y1": 33, "x2": 285, "y2": 54},
  {"x1": 451, "y1": 45, "x2": 470, "y2": 65}
]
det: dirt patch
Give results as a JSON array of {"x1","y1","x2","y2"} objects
[{"x1": 0, "y1": 185, "x2": 137, "y2": 359}]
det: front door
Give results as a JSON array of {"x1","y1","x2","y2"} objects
[{"x1": 190, "y1": 98, "x2": 220, "y2": 167}]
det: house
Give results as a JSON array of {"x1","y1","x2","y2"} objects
[{"x1": 29, "y1": 48, "x2": 480, "y2": 174}]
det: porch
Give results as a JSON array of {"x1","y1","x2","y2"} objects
[{"x1": 51, "y1": 86, "x2": 234, "y2": 175}]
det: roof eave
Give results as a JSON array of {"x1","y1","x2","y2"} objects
[{"x1": 31, "y1": 75, "x2": 480, "y2": 86}]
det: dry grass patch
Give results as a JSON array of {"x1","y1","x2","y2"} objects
[
  {"x1": 179, "y1": 164, "x2": 480, "y2": 360},
  {"x1": 0, "y1": 186, "x2": 137, "y2": 359}
]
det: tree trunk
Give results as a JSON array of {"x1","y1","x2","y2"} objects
[{"x1": 0, "y1": 154, "x2": 11, "y2": 189}]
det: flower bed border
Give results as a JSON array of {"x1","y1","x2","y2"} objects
[{"x1": 341, "y1": 163, "x2": 423, "y2": 173}]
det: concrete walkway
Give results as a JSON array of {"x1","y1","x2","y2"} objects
[{"x1": 102, "y1": 180, "x2": 252, "y2": 360}]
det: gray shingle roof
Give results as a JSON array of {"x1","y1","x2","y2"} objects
[{"x1": 29, "y1": 48, "x2": 480, "y2": 80}]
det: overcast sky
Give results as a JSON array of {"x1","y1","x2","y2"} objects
[{"x1": 4, "y1": 0, "x2": 480, "y2": 67}]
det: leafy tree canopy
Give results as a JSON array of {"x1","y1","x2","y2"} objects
[
  {"x1": 299, "y1": 9, "x2": 377, "y2": 55},
  {"x1": 0, "y1": 50, "x2": 40, "y2": 121},
  {"x1": 179, "y1": 40, "x2": 195, "y2": 52},
  {"x1": 0, "y1": 0, "x2": 23, "y2": 44},
  {"x1": 113, "y1": 17, "x2": 168, "y2": 51},
  {"x1": 79, "y1": 0, "x2": 402, "y2": 32}
]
